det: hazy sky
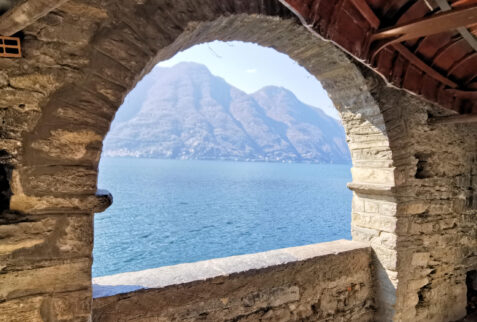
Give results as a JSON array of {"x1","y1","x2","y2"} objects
[{"x1": 157, "y1": 41, "x2": 338, "y2": 119}]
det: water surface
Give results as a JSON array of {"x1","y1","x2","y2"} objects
[{"x1": 93, "y1": 158, "x2": 352, "y2": 277}]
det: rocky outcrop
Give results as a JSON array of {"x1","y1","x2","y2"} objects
[{"x1": 103, "y1": 62, "x2": 350, "y2": 163}]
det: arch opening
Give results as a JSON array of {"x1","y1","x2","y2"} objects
[
  {"x1": 86, "y1": 12, "x2": 394, "y2": 318},
  {"x1": 93, "y1": 40, "x2": 353, "y2": 278}
]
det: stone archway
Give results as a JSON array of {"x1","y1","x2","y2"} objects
[{"x1": 1, "y1": 1, "x2": 476, "y2": 321}]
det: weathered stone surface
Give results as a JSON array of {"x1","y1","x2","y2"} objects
[
  {"x1": 93, "y1": 241, "x2": 374, "y2": 322},
  {"x1": 0, "y1": 258, "x2": 91, "y2": 301},
  {"x1": 360, "y1": 70, "x2": 477, "y2": 322},
  {"x1": 19, "y1": 166, "x2": 98, "y2": 196},
  {"x1": 0, "y1": 296, "x2": 44, "y2": 322},
  {"x1": 30, "y1": 129, "x2": 102, "y2": 161},
  {"x1": 0, "y1": 0, "x2": 70, "y2": 36},
  {"x1": 0, "y1": 291, "x2": 92, "y2": 322},
  {"x1": 9, "y1": 192, "x2": 110, "y2": 214}
]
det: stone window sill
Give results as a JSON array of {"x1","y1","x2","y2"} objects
[{"x1": 92, "y1": 239, "x2": 369, "y2": 298}]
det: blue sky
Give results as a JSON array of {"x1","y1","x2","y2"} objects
[{"x1": 157, "y1": 41, "x2": 338, "y2": 119}]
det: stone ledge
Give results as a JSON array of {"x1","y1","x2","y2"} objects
[
  {"x1": 9, "y1": 189, "x2": 113, "y2": 215},
  {"x1": 347, "y1": 182, "x2": 396, "y2": 195},
  {"x1": 92, "y1": 239, "x2": 370, "y2": 298}
]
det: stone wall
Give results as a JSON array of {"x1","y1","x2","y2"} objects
[
  {"x1": 367, "y1": 70, "x2": 477, "y2": 322},
  {"x1": 92, "y1": 241, "x2": 374, "y2": 322},
  {"x1": 346, "y1": 66, "x2": 477, "y2": 321},
  {"x1": 0, "y1": 0, "x2": 476, "y2": 321}
]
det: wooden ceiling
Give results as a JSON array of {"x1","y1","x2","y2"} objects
[{"x1": 283, "y1": 0, "x2": 477, "y2": 123}]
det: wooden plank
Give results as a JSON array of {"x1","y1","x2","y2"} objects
[
  {"x1": 403, "y1": 64, "x2": 424, "y2": 93},
  {"x1": 447, "y1": 52, "x2": 477, "y2": 83},
  {"x1": 0, "y1": 0, "x2": 69, "y2": 36},
  {"x1": 452, "y1": 0, "x2": 477, "y2": 8},
  {"x1": 432, "y1": 38, "x2": 474, "y2": 71},
  {"x1": 415, "y1": 32, "x2": 455, "y2": 60},
  {"x1": 370, "y1": 6, "x2": 477, "y2": 43},
  {"x1": 396, "y1": 1, "x2": 432, "y2": 47},
  {"x1": 421, "y1": 75, "x2": 440, "y2": 101},
  {"x1": 392, "y1": 43, "x2": 458, "y2": 87},
  {"x1": 434, "y1": 0, "x2": 477, "y2": 51},
  {"x1": 351, "y1": 0, "x2": 380, "y2": 29},
  {"x1": 446, "y1": 89, "x2": 477, "y2": 99},
  {"x1": 429, "y1": 113, "x2": 477, "y2": 124}
]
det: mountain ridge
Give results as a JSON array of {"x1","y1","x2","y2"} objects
[{"x1": 104, "y1": 62, "x2": 351, "y2": 164}]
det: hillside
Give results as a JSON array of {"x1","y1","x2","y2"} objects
[{"x1": 103, "y1": 62, "x2": 350, "y2": 163}]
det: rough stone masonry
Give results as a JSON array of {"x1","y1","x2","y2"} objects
[
  {"x1": 92, "y1": 241, "x2": 374, "y2": 322},
  {"x1": 0, "y1": 0, "x2": 476, "y2": 321}
]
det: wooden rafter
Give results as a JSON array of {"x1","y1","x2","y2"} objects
[
  {"x1": 392, "y1": 43, "x2": 458, "y2": 87},
  {"x1": 448, "y1": 52, "x2": 477, "y2": 83},
  {"x1": 429, "y1": 113, "x2": 477, "y2": 124},
  {"x1": 452, "y1": 0, "x2": 477, "y2": 7},
  {"x1": 283, "y1": 0, "x2": 477, "y2": 117},
  {"x1": 369, "y1": 5, "x2": 477, "y2": 63},
  {"x1": 435, "y1": 0, "x2": 477, "y2": 51},
  {"x1": 351, "y1": 0, "x2": 380, "y2": 29},
  {"x1": 446, "y1": 89, "x2": 477, "y2": 99},
  {"x1": 370, "y1": 6, "x2": 477, "y2": 45}
]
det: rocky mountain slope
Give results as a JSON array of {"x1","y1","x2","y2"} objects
[{"x1": 104, "y1": 62, "x2": 350, "y2": 163}]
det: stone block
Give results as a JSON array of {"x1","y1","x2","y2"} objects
[
  {"x1": 30, "y1": 129, "x2": 102, "y2": 161},
  {"x1": 373, "y1": 245, "x2": 398, "y2": 271},
  {"x1": 50, "y1": 290, "x2": 92, "y2": 321},
  {"x1": 10, "y1": 192, "x2": 111, "y2": 215},
  {"x1": 364, "y1": 200, "x2": 379, "y2": 213},
  {"x1": 352, "y1": 195, "x2": 365, "y2": 212},
  {"x1": 411, "y1": 252, "x2": 430, "y2": 267},
  {"x1": 351, "y1": 167, "x2": 395, "y2": 185},
  {"x1": 352, "y1": 212, "x2": 397, "y2": 232},
  {"x1": 399, "y1": 201, "x2": 429, "y2": 216},
  {"x1": 379, "y1": 202, "x2": 397, "y2": 216},
  {"x1": 0, "y1": 259, "x2": 91, "y2": 301},
  {"x1": 0, "y1": 296, "x2": 44, "y2": 322},
  {"x1": 19, "y1": 166, "x2": 98, "y2": 196},
  {"x1": 9, "y1": 73, "x2": 63, "y2": 96}
]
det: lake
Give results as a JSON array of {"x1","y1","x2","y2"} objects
[{"x1": 93, "y1": 158, "x2": 352, "y2": 277}]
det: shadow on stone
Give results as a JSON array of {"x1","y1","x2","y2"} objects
[
  {"x1": 372, "y1": 250, "x2": 396, "y2": 320},
  {"x1": 93, "y1": 284, "x2": 145, "y2": 298}
]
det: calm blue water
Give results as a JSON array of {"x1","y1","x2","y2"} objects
[{"x1": 93, "y1": 158, "x2": 352, "y2": 277}]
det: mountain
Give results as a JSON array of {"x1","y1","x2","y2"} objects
[{"x1": 103, "y1": 62, "x2": 351, "y2": 163}]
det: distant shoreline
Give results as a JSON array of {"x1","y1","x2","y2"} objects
[{"x1": 100, "y1": 155, "x2": 352, "y2": 165}]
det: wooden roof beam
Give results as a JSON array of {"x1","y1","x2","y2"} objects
[
  {"x1": 446, "y1": 89, "x2": 477, "y2": 99},
  {"x1": 369, "y1": 5, "x2": 477, "y2": 61},
  {"x1": 370, "y1": 6, "x2": 477, "y2": 44},
  {"x1": 429, "y1": 113, "x2": 477, "y2": 124},
  {"x1": 351, "y1": 0, "x2": 381, "y2": 29},
  {"x1": 434, "y1": 0, "x2": 477, "y2": 51},
  {"x1": 0, "y1": 0, "x2": 69, "y2": 36},
  {"x1": 392, "y1": 43, "x2": 458, "y2": 88},
  {"x1": 451, "y1": 0, "x2": 477, "y2": 9}
]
